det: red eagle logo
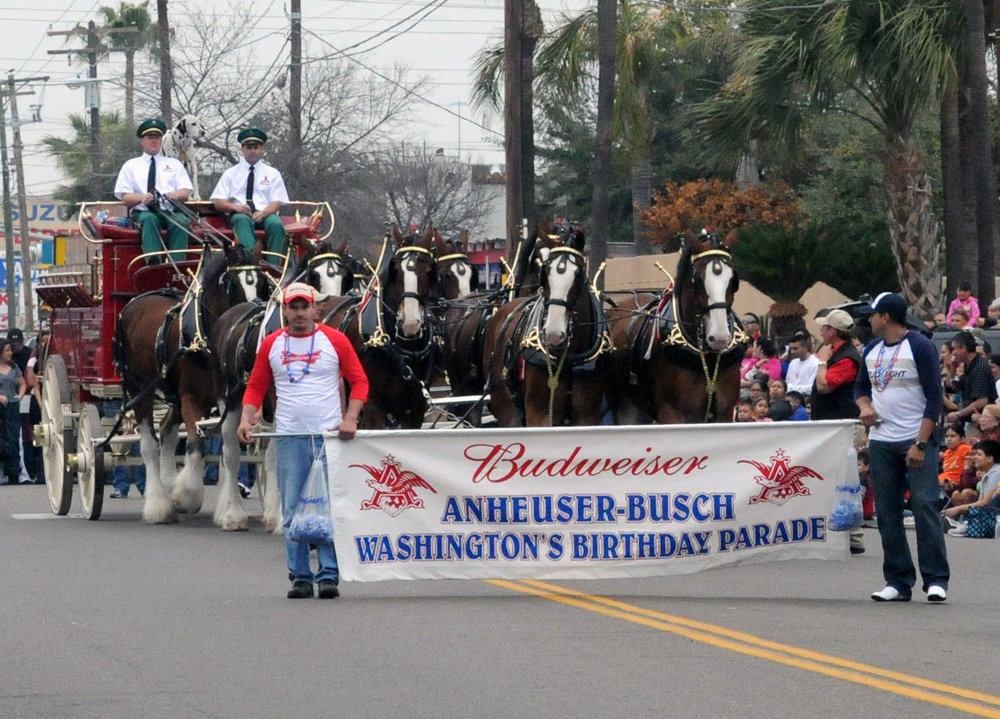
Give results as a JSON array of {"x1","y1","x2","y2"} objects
[
  {"x1": 353, "y1": 455, "x2": 437, "y2": 517},
  {"x1": 740, "y1": 449, "x2": 823, "y2": 506}
]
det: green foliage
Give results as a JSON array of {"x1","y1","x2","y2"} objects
[
  {"x1": 97, "y1": 1, "x2": 154, "y2": 54},
  {"x1": 733, "y1": 221, "x2": 896, "y2": 303},
  {"x1": 535, "y1": 96, "x2": 634, "y2": 244},
  {"x1": 41, "y1": 113, "x2": 137, "y2": 205}
]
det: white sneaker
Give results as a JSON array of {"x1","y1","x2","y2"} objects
[
  {"x1": 871, "y1": 586, "x2": 910, "y2": 602},
  {"x1": 945, "y1": 516, "x2": 965, "y2": 530},
  {"x1": 902, "y1": 516, "x2": 916, "y2": 528},
  {"x1": 927, "y1": 585, "x2": 947, "y2": 603},
  {"x1": 947, "y1": 526, "x2": 968, "y2": 537}
]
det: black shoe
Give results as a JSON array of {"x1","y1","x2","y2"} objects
[
  {"x1": 318, "y1": 580, "x2": 340, "y2": 599},
  {"x1": 287, "y1": 581, "x2": 314, "y2": 599},
  {"x1": 850, "y1": 545, "x2": 865, "y2": 555}
]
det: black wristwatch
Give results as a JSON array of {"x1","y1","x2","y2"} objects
[{"x1": 915, "y1": 440, "x2": 928, "y2": 451}]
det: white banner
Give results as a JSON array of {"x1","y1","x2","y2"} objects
[{"x1": 327, "y1": 421, "x2": 856, "y2": 582}]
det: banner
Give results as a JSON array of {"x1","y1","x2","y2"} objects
[{"x1": 327, "y1": 421, "x2": 856, "y2": 582}]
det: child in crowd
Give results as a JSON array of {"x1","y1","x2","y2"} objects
[
  {"x1": 939, "y1": 423, "x2": 971, "y2": 488},
  {"x1": 942, "y1": 439, "x2": 1000, "y2": 537},
  {"x1": 946, "y1": 281, "x2": 980, "y2": 326},
  {"x1": 786, "y1": 391, "x2": 809, "y2": 421},
  {"x1": 945, "y1": 451, "x2": 981, "y2": 507},
  {"x1": 858, "y1": 449, "x2": 876, "y2": 528},
  {"x1": 736, "y1": 401, "x2": 754, "y2": 422},
  {"x1": 753, "y1": 398, "x2": 772, "y2": 422}
]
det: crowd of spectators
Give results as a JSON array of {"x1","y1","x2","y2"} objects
[{"x1": 740, "y1": 282, "x2": 1000, "y2": 545}]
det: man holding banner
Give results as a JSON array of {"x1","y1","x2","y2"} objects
[{"x1": 238, "y1": 282, "x2": 369, "y2": 600}]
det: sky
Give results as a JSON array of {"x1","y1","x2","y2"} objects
[{"x1": 0, "y1": 0, "x2": 586, "y2": 198}]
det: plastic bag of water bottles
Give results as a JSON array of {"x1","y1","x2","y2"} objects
[
  {"x1": 287, "y1": 456, "x2": 334, "y2": 543},
  {"x1": 828, "y1": 483, "x2": 864, "y2": 532}
]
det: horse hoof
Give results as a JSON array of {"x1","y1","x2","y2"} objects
[
  {"x1": 172, "y1": 493, "x2": 204, "y2": 515},
  {"x1": 143, "y1": 508, "x2": 178, "y2": 525},
  {"x1": 264, "y1": 518, "x2": 280, "y2": 534},
  {"x1": 220, "y1": 513, "x2": 249, "y2": 531}
]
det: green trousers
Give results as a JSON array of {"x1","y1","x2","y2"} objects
[
  {"x1": 230, "y1": 213, "x2": 287, "y2": 264},
  {"x1": 135, "y1": 210, "x2": 189, "y2": 263}
]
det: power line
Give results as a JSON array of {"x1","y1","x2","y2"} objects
[{"x1": 302, "y1": 27, "x2": 502, "y2": 138}]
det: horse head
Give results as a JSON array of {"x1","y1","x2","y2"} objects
[
  {"x1": 302, "y1": 239, "x2": 354, "y2": 297},
  {"x1": 385, "y1": 226, "x2": 437, "y2": 337},
  {"x1": 222, "y1": 243, "x2": 271, "y2": 304},
  {"x1": 678, "y1": 229, "x2": 739, "y2": 352},
  {"x1": 433, "y1": 229, "x2": 479, "y2": 300},
  {"x1": 536, "y1": 223, "x2": 588, "y2": 349}
]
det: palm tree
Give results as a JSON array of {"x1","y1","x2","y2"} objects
[
  {"x1": 97, "y1": 1, "x2": 155, "y2": 125},
  {"x1": 960, "y1": 0, "x2": 997, "y2": 306},
  {"x1": 475, "y1": 0, "x2": 712, "y2": 255},
  {"x1": 693, "y1": 0, "x2": 959, "y2": 319},
  {"x1": 42, "y1": 112, "x2": 136, "y2": 204}
]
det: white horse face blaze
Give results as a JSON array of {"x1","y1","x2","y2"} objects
[
  {"x1": 235, "y1": 269, "x2": 259, "y2": 303},
  {"x1": 399, "y1": 258, "x2": 423, "y2": 337},
  {"x1": 702, "y1": 259, "x2": 733, "y2": 351},
  {"x1": 450, "y1": 261, "x2": 473, "y2": 299},
  {"x1": 317, "y1": 259, "x2": 344, "y2": 297},
  {"x1": 543, "y1": 255, "x2": 578, "y2": 347}
]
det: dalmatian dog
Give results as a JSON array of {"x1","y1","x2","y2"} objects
[{"x1": 162, "y1": 114, "x2": 206, "y2": 199}]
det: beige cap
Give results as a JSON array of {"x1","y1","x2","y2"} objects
[{"x1": 816, "y1": 309, "x2": 854, "y2": 332}]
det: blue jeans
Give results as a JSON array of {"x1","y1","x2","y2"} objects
[
  {"x1": 869, "y1": 439, "x2": 949, "y2": 595},
  {"x1": 275, "y1": 435, "x2": 338, "y2": 585},
  {"x1": 112, "y1": 442, "x2": 146, "y2": 495},
  {"x1": 2, "y1": 402, "x2": 20, "y2": 478}
]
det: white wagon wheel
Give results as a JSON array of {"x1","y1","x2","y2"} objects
[
  {"x1": 40, "y1": 355, "x2": 75, "y2": 515},
  {"x1": 74, "y1": 403, "x2": 105, "y2": 521}
]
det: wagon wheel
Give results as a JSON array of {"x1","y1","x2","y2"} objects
[
  {"x1": 40, "y1": 355, "x2": 75, "y2": 515},
  {"x1": 74, "y1": 403, "x2": 105, "y2": 521}
]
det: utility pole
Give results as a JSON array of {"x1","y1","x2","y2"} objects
[
  {"x1": 289, "y1": 0, "x2": 302, "y2": 190},
  {"x1": 87, "y1": 21, "x2": 100, "y2": 199},
  {"x1": 0, "y1": 86, "x2": 15, "y2": 330},
  {"x1": 7, "y1": 74, "x2": 46, "y2": 333},
  {"x1": 0, "y1": 75, "x2": 47, "y2": 331},
  {"x1": 503, "y1": 0, "x2": 524, "y2": 263},
  {"x1": 158, "y1": 0, "x2": 172, "y2": 123},
  {"x1": 48, "y1": 20, "x2": 113, "y2": 199}
]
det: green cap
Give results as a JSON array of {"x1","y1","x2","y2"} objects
[
  {"x1": 137, "y1": 117, "x2": 167, "y2": 137},
  {"x1": 238, "y1": 127, "x2": 268, "y2": 145}
]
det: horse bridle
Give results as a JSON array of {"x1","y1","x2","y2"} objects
[
  {"x1": 688, "y1": 247, "x2": 736, "y2": 314},
  {"x1": 393, "y1": 245, "x2": 436, "y2": 307},
  {"x1": 308, "y1": 251, "x2": 351, "y2": 292},
  {"x1": 541, "y1": 246, "x2": 586, "y2": 310}
]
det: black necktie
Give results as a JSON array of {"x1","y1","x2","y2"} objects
[
  {"x1": 147, "y1": 156, "x2": 156, "y2": 193},
  {"x1": 246, "y1": 165, "x2": 256, "y2": 212}
]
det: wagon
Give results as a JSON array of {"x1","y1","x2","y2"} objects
[{"x1": 33, "y1": 200, "x2": 334, "y2": 520}]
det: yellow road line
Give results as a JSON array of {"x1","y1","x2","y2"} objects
[{"x1": 488, "y1": 579, "x2": 1000, "y2": 719}]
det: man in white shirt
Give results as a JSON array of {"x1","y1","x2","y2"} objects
[
  {"x1": 113, "y1": 117, "x2": 194, "y2": 262},
  {"x1": 784, "y1": 331, "x2": 820, "y2": 398},
  {"x1": 210, "y1": 127, "x2": 290, "y2": 262}
]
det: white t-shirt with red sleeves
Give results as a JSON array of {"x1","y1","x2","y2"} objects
[{"x1": 243, "y1": 324, "x2": 369, "y2": 435}]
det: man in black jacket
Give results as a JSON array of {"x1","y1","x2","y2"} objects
[{"x1": 812, "y1": 309, "x2": 866, "y2": 554}]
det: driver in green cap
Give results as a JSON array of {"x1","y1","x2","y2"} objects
[
  {"x1": 114, "y1": 117, "x2": 194, "y2": 262},
  {"x1": 210, "y1": 127, "x2": 289, "y2": 262}
]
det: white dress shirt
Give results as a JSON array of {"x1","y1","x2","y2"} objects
[
  {"x1": 210, "y1": 159, "x2": 289, "y2": 210},
  {"x1": 114, "y1": 152, "x2": 193, "y2": 211}
]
